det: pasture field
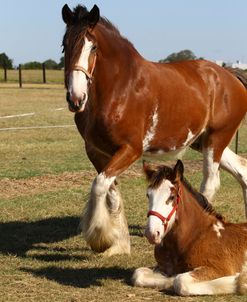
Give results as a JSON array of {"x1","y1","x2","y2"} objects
[
  {"x1": 0, "y1": 69, "x2": 64, "y2": 84},
  {"x1": 0, "y1": 82, "x2": 247, "y2": 302}
]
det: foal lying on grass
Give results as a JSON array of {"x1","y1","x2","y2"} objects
[{"x1": 132, "y1": 160, "x2": 247, "y2": 296}]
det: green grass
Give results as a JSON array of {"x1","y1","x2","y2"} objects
[{"x1": 0, "y1": 83, "x2": 246, "y2": 301}]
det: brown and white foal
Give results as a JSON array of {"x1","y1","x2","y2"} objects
[{"x1": 132, "y1": 160, "x2": 247, "y2": 296}]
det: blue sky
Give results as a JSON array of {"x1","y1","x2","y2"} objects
[{"x1": 1, "y1": 0, "x2": 247, "y2": 66}]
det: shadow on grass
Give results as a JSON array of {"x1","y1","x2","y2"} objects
[
  {"x1": 0, "y1": 216, "x2": 80, "y2": 257},
  {"x1": 22, "y1": 266, "x2": 133, "y2": 288},
  {"x1": 129, "y1": 224, "x2": 144, "y2": 237}
]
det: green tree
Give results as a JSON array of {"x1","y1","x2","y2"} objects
[
  {"x1": 159, "y1": 49, "x2": 201, "y2": 63},
  {"x1": 22, "y1": 61, "x2": 42, "y2": 69},
  {"x1": 58, "y1": 56, "x2": 64, "y2": 69},
  {"x1": 0, "y1": 53, "x2": 13, "y2": 68},
  {"x1": 43, "y1": 59, "x2": 58, "y2": 69}
]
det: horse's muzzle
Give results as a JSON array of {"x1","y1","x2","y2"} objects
[{"x1": 66, "y1": 92, "x2": 85, "y2": 112}]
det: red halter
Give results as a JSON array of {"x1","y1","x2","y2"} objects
[{"x1": 147, "y1": 186, "x2": 182, "y2": 230}]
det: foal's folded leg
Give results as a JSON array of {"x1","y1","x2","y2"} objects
[
  {"x1": 173, "y1": 267, "x2": 239, "y2": 296},
  {"x1": 132, "y1": 267, "x2": 175, "y2": 290}
]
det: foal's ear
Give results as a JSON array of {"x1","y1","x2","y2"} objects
[
  {"x1": 143, "y1": 160, "x2": 156, "y2": 181},
  {"x1": 174, "y1": 160, "x2": 184, "y2": 181},
  {"x1": 62, "y1": 4, "x2": 73, "y2": 25},
  {"x1": 86, "y1": 5, "x2": 100, "y2": 29}
]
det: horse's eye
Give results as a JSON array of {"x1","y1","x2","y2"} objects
[{"x1": 91, "y1": 45, "x2": 97, "y2": 52}]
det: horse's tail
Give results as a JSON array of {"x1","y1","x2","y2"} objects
[{"x1": 225, "y1": 67, "x2": 247, "y2": 89}]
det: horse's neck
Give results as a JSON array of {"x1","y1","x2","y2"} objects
[
  {"x1": 95, "y1": 27, "x2": 143, "y2": 82},
  {"x1": 170, "y1": 185, "x2": 216, "y2": 252}
]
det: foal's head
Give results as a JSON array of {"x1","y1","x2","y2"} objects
[
  {"x1": 62, "y1": 4, "x2": 100, "y2": 112},
  {"x1": 143, "y1": 160, "x2": 184, "y2": 245}
]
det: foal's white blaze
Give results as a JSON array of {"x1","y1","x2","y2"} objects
[
  {"x1": 146, "y1": 180, "x2": 175, "y2": 244},
  {"x1": 68, "y1": 37, "x2": 93, "y2": 111},
  {"x1": 213, "y1": 221, "x2": 225, "y2": 238}
]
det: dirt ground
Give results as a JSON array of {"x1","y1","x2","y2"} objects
[{"x1": 0, "y1": 159, "x2": 203, "y2": 200}]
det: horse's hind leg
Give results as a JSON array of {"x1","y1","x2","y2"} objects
[
  {"x1": 199, "y1": 127, "x2": 244, "y2": 204},
  {"x1": 200, "y1": 147, "x2": 221, "y2": 202},
  {"x1": 220, "y1": 147, "x2": 247, "y2": 216}
]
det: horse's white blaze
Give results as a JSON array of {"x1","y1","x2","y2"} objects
[
  {"x1": 68, "y1": 37, "x2": 93, "y2": 109},
  {"x1": 146, "y1": 179, "x2": 175, "y2": 244},
  {"x1": 143, "y1": 105, "x2": 158, "y2": 151},
  {"x1": 200, "y1": 148, "x2": 220, "y2": 202},
  {"x1": 213, "y1": 221, "x2": 225, "y2": 238},
  {"x1": 174, "y1": 271, "x2": 238, "y2": 296}
]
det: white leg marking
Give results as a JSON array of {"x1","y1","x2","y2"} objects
[
  {"x1": 143, "y1": 105, "x2": 158, "y2": 151},
  {"x1": 200, "y1": 148, "x2": 220, "y2": 202},
  {"x1": 132, "y1": 267, "x2": 175, "y2": 290},
  {"x1": 174, "y1": 271, "x2": 238, "y2": 296},
  {"x1": 182, "y1": 129, "x2": 195, "y2": 147},
  {"x1": 92, "y1": 172, "x2": 116, "y2": 197},
  {"x1": 220, "y1": 147, "x2": 247, "y2": 216},
  {"x1": 213, "y1": 221, "x2": 224, "y2": 238}
]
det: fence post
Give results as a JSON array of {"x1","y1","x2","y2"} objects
[
  {"x1": 19, "y1": 64, "x2": 22, "y2": 88},
  {"x1": 235, "y1": 130, "x2": 239, "y2": 154},
  {"x1": 42, "y1": 63, "x2": 46, "y2": 83},
  {"x1": 4, "y1": 66, "x2": 7, "y2": 82}
]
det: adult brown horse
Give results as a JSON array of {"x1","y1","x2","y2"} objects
[{"x1": 62, "y1": 4, "x2": 247, "y2": 256}]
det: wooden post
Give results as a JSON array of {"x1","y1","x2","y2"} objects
[
  {"x1": 19, "y1": 64, "x2": 22, "y2": 88},
  {"x1": 235, "y1": 130, "x2": 239, "y2": 154},
  {"x1": 4, "y1": 66, "x2": 7, "y2": 82},
  {"x1": 42, "y1": 63, "x2": 46, "y2": 83}
]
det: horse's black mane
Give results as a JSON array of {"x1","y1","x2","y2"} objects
[
  {"x1": 72, "y1": 5, "x2": 120, "y2": 35},
  {"x1": 149, "y1": 165, "x2": 224, "y2": 221}
]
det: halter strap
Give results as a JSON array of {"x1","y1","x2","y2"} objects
[
  {"x1": 73, "y1": 52, "x2": 97, "y2": 82},
  {"x1": 147, "y1": 186, "x2": 182, "y2": 230}
]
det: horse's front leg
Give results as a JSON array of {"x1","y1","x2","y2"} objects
[{"x1": 82, "y1": 144, "x2": 142, "y2": 256}]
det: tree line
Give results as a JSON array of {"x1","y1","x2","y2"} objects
[
  {"x1": 0, "y1": 53, "x2": 64, "y2": 69},
  {"x1": 0, "y1": 49, "x2": 201, "y2": 70}
]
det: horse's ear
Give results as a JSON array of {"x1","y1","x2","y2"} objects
[
  {"x1": 174, "y1": 160, "x2": 184, "y2": 181},
  {"x1": 86, "y1": 5, "x2": 100, "y2": 28},
  {"x1": 143, "y1": 160, "x2": 156, "y2": 181},
  {"x1": 62, "y1": 4, "x2": 73, "y2": 25}
]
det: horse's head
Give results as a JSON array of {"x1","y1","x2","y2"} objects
[
  {"x1": 62, "y1": 4, "x2": 100, "y2": 112},
  {"x1": 143, "y1": 160, "x2": 184, "y2": 245}
]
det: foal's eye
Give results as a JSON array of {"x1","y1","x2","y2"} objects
[{"x1": 170, "y1": 195, "x2": 176, "y2": 201}]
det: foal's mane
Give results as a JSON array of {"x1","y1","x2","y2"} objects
[{"x1": 149, "y1": 165, "x2": 224, "y2": 221}]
